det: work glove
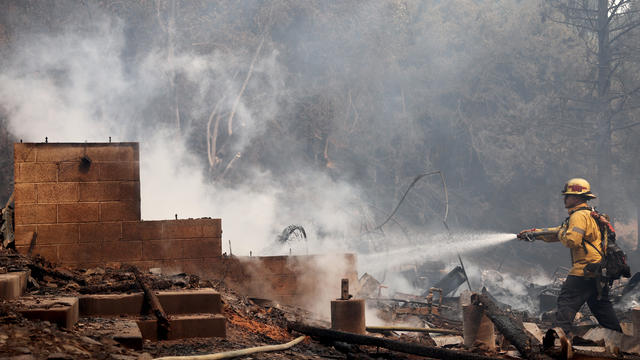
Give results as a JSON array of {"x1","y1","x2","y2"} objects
[{"x1": 517, "y1": 228, "x2": 537, "y2": 240}]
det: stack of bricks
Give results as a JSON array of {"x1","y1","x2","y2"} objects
[{"x1": 13, "y1": 143, "x2": 221, "y2": 269}]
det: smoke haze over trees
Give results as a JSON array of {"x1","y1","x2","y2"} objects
[{"x1": 0, "y1": 0, "x2": 639, "y2": 279}]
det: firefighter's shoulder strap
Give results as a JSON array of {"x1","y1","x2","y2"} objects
[
  {"x1": 564, "y1": 206, "x2": 602, "y2": 255},
  {"x1": 582, "y1": 207, "x2": 606, "y2": 257}
]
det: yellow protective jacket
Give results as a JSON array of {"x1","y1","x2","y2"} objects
[{"x1": 533, "y1": 203, "x2": 604, "y2": 277}]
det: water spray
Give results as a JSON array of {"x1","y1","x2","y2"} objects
[{"x1": 359, "y1": 232, "x2": 517, "y2": 274}]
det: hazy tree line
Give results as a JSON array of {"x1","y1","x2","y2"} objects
[{"x1": 0, "y1": 0, "x2": 639, "y2": 268}]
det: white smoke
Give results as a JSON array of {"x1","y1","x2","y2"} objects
[{"x1": 0, "y1": 11, "x2": 366, "y2": 258}]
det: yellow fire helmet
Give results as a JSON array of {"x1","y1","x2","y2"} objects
[{"x1": 561, "y1": 178, "x2": 597, "y2": 198}]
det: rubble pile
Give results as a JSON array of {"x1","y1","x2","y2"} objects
[{"x1": 2, "y1": 248, "x2": 640, "y2": 359}]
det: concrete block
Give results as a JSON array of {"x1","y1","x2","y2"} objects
[
  {"x1": 14, "y1": 143, "x2": 36, "y2": 162},
  {"x1": 201, "y1": 219, "x2": 222, "y2": 238},
  {"x1": 123, "y1": 221, "x2": 163, "y2": 241},
  {"x1": 182, "y1": 238, "x2": 222, "y2": 259},
  {"x1": 160, "y1": 259, "x2": 183, "y2": 274},
  {"x1": 163, "y1": 220, "x2": 203, "y2": 239},
  {"x1": 119, "y1": 181, "x2": 140, "y2": 201},
  {"x1": 98, "y1": 162, "x2": 138, "y2": 181},
  {"x1": 35, "y1": 145, "x2": 83, "y2": 162},
  {"x1": 157, "y1": 289, "x2": 222, "y2": 315},
  {"x1": 79, "y1": 293, "x2": 144, "y2": 316},
  {"x1": 331, "y1": 299, "x2": 365, "y2": 334},
  {"x1": 16, "y1": 245, "x2": 58, "y2": 262},
  {"x1": 137, "y1": 314, "x2": 226, "y2": 340},
  {"x1": 79, "y1": 182, "x2": 121, "y2": 201},
  {"x1": 0, "y1": 271, "x2": 29, "y2": 300},
  {"x1": 18, "y1": 296, "x2": 79, "y2": 329},
  {"x1": 14, "y1": 225, "x2": 36, "y2": 246},
  {"x1": 180, "y1": 259, "x2": 205, "y2": 276},
  {"x1": 15, "y1": 204, "x2": 57, "y2": 225},
  {"x1": 259, "y1": 257, "x2": 290, "y2": 275},
  {"x1": 113, "y1": 320, "x2": 144, "y2": 350},
  {"x1": 58, "y1": 162, "x2": 99, "y2": 182},
  {"x1": 143, "y1": 240, "x2": 183, "y2": 260},
  {"x1": 15, "y1": 183, "x2": 36, "y2": 204},
  {"x1": 86, "y1": 145, "x2": 138, "y2": 162},
  {"x1": 34, "y1": 223, "x2": 79, "y2": 244},
  {"x1": 36, "y1": 183, "x2": 79, "y2": 203},
  {"x1": 15, "y1": 162, "x2": 58, "y2": 183},
  {"x1": 102, "y1": 241, "x2": 142, "y2": 261},
  {"x1": 100, "y1": 201, "x2": 140, "y2": 221},
  {"x1": 269, "y1": 274, "x2": 298, "y2": 295},
  {"x1": 58, "y1": 203, "x2": 99, "y2": 223},
  {"x1": 58, "y1": 243, "x2": 101, "y2": 264},
  {"x1": 79, "y1": 222, "x2": 122, "y2": 243}
]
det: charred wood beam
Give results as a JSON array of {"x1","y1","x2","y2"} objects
[
  {"x1": 128, "y1": 265, "x2": 170, "y2": 340},
  {"x1": 471, "y1": 291, "x2": 551, "y2": 360},
  {"x1": 288, "y1": 322, "x2": 502, "y2": 360},
  {"x1": 366, "y1": 326, "x2": 461, "y2": 335},
  {"x1": 78, "y1": 279, "x2": 174, "y2": 294},
  {"x1": 27, "y1": 263, "x2": 86, "y2": 286}
]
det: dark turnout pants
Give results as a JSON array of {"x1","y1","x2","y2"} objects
[{"x1": 556, "y1": 275, "x2": 622, "y2": 334}]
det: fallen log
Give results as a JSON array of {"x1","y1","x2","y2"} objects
[
  {"x1": 288, "y1": 322, "x2": 502, "y2": 360},
  {"x1": 128, "y1": 265, "x2": 170, "y2": 340},
  {"x1": 471, "y1": 290, "x2": 551, "y2": 360},
  {"x1": 27, "y1": 263, "x2": 87, "y2": 286}
]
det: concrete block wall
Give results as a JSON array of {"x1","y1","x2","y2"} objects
[
  {"x1": 14, "y1": 143, "x2": 140, "y2": 262},
  {"x1": 122, "y1": 219, "x2": 222, "y2": 271},
  {"x1": 218, "y1": 254, "x2": 358, "y2": 313},
  {"x1": 13, "y1": 143, "x2": 222, "y2": 268},
  {"x1": 11, "y1": 142, "x2": 357, "y2": 312}
]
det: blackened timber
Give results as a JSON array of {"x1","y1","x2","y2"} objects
[
  {"x1": 129, "y1": 265, "x2": 170, "y2": 340},
  {"x1": 471, "y1": 291, "x2": 551, "y2": 360},
  {"x1": 288, "y1": 322, "x2": 502, "y2": 360},
  {"x1": 27, "y1": 263, "x2": 87, "y2": 286},
  {"x1": 78, "y1": 279, "x2": 174, "y2": 294}
]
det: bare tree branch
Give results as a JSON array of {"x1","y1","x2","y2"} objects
[
  {"x1": 227, "y1": 35, "x2": 265, "y2": 135},
  {"x1": 612, "y1": 121, "x2": 640, "y2": 131}
]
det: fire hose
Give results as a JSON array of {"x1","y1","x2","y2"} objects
[
  {"x1": 518, "y1": 229, "x2": 557, "y2": 242},
  {"x1": 153, "y1": 335, "x2": 306, "y2": 360}
]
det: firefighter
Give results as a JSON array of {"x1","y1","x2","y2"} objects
[{"x1": 517, "y1": 178, "x2": 621, "y2": 334}]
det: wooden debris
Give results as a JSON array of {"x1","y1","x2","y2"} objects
[
  {"x1": 27, "y1": 263, "x2": 86, "y2": 286},
  {"x1": 78, "y1": 279, "x2": 174, "y2": 294},
  {"x1": 128, "y1": 265, "x2": 171, "y2": 340},
  {"x1": 289, "y1": 322, "x2": 503, "y2": 360},
  {"x1": 366, "y1": 325, "x2": 461, "y2": 335},
  {"x1": 471, "y1": 291, "x2": 551, "y2": 360}
]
